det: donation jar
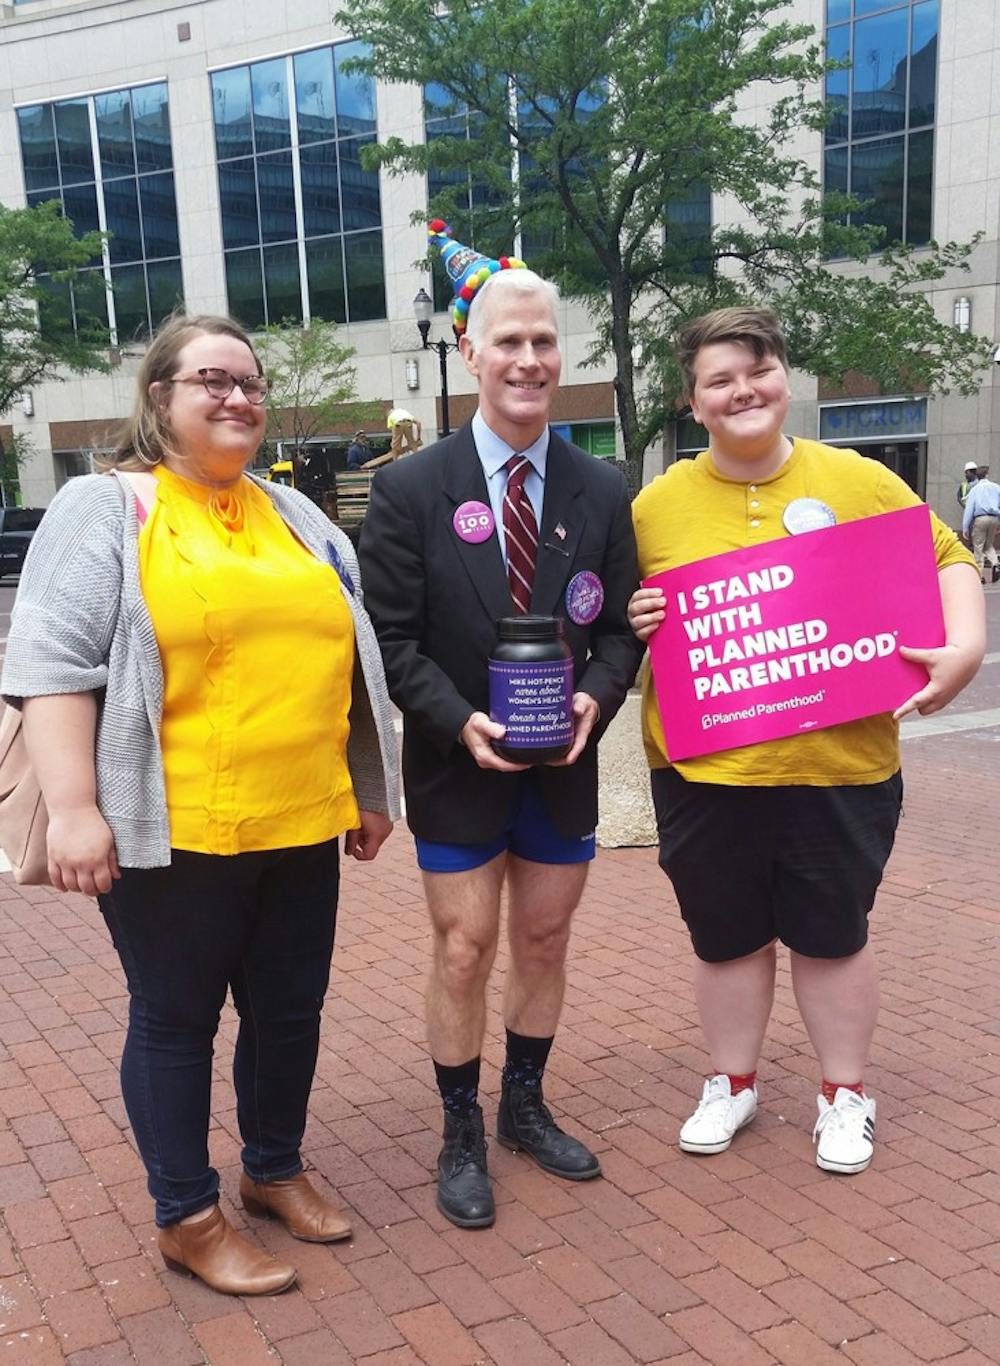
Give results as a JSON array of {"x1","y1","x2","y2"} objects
[{"x1": 488, "y1": 615, "x2": 574, "y2": 764}]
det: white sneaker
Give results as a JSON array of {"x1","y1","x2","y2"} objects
[
  {"x1": 813, "y1": 1088, "x2": 876, "y2": 1173},
  {"x1": 679, "y1": 1074, "x2": 758, "y2": 1154}
]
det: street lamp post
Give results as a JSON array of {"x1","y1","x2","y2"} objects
[{"x1": 413, "y1": 287, "x2": 461, "y2": 437}]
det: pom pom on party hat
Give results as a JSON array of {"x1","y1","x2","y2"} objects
[{"x1": 427, "y1": 219, "x2": 526, "y2": 335}]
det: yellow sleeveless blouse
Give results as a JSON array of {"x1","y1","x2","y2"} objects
[{"x1": 138, "y1": 465, "x2": 358, "y2": 854}]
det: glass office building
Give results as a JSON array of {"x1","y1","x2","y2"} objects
[
  {"x1": 211, "y1": 43, "x2": 385, "y2": 328},
  {"x1": 0, "y1": 0, "x2": 994, "y2": 521},
  {"x1": 17, "y1": 82, "x2": 183, "y2": 343}
]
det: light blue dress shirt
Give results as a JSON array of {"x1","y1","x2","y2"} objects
[
  {"x1": 962, "y1": 476, "x2": 1000, "y2": 536},
  {"x1": 471, "y1": 410, "x2": 548, "y2": 566}
]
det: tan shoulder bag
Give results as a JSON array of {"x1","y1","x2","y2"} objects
[{"x1": 0, "y1": 703, "x2": 47, "y2": 884}]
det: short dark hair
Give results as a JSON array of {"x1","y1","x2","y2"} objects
[{"x1": 676, "y1": 307, "x2": 788, "y2": 397}]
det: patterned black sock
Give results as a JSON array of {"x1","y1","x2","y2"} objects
[
  {"x1": 434, "y1": 1056, "x2": 481, "y2": 1117},
  {"x1": 502, "y1": 1029, "x2": 554, "y2": 1091}
]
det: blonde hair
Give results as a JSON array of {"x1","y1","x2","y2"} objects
[
  {"x1": 676, "y1": 307, "x2": 788, "y2": 398},
  {"x1": 100, "y1": 312, "x2": 264, "y2": 471}
]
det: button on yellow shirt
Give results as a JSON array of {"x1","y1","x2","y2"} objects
[{"x1": 139, "y1": 466, "x2": 358, "y2": 854}]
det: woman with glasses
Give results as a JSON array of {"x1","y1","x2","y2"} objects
[{"x1": 2, "y1": 313, "x2": 399, "y2": 1297}]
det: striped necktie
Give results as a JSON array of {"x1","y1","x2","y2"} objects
[{"x1": 503, "y1": 454, "x2": 538, "y2": 614}]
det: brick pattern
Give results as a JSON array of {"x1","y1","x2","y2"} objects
[{"x1": 1, "y1": 602, "x2": 999, "y2": 1361}]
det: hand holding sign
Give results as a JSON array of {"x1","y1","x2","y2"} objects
[
  {"x1": 628, "y1": 586, "x2": 666, "y2": 642},
  {"x1": 893, "y1": 644, "x2": 971, "y2": 719},
  {"x1": 893, "y1": 561, "x2": 986, "y2": 719}
]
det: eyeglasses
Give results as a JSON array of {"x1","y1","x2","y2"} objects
[{"x1": 170, "y1": 367, "x2": 271, "y2": 404}]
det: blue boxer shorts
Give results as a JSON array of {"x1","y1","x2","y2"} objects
[{"x1": 415, "y1": 773, "x2": 596, "y2": 873}]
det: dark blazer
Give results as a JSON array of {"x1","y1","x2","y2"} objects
[{"x1": 358, "y1": 421, "x2": 641, "y2": 842}]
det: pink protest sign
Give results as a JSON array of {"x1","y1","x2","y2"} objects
[{"x1": 645, "y1": 504, "x2": 944, "y2": 761}]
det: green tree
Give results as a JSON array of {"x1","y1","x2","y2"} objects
[
  {"x1": 0, "y1": 432, "x2": 33, "y2": 506},
  {"x1": 0, "y1": 199, "x2": 109, "y2": 498},
  {"x1": 257, "y1": 318, "x2": 382, "y2": 463},
  {"x1": 338, "y1": 0, "x2": 990, "y2": 479}
]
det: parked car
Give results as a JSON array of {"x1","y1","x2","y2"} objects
[{"x1": 0, "y1": 507, "x2": 45, "y2": 576}]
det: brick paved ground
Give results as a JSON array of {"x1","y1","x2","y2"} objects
[{"x1": 1, "y1": 592, "x2": 999, "y2": 1364}]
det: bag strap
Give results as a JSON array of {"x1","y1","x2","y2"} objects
[
  {"x1": 0, "y1": 702, "x2": 23, "y2": 767},
  {"x1": 114, "y1": 470, "x2": 158, "y2": 526}
]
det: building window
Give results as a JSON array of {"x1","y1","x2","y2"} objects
[
  {"x1": 423, "y1": 84, "x2": 513, "y2": 312},
  {"x1": 422, "y1": 83, "x2": 605, "y2": 307},
  {"x1": 515, "y1": 92, "x2": 607, "y2": 284},
  {"x1": 549, "y1": 421, "x2": 617, "y2": 456},
  {"x1": 824, "y1": 0, "x2": 937, "y2": 250},
  {"x1": 674, "y1": 414, "x2": 709, "y2": 461},
  {"x1": 819, "y1": 397, "x2": 927, "y2": 494},
  {"x1": 17, "y1": 83, "x2": 183, "y2": 344},
  {"x1": 54, "y1": 450, "x2": 100, "y2": 486},
  {"x1": 212, "y1": 42, "x2": 385, "y2": 329},
  {"x1": 571, "y1": 421, "x2": 617, "y2": 457},
  {"x1": 666, "y1": 181, "x2": 712, "y2": 276}
]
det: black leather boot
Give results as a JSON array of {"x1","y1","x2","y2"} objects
[
  {"x1": 436, "y1": 1105, "x2": 494, "y2": 1228},
  {"x1": 497, "y1": 1081, "x2": 601, "y2": 1180}
]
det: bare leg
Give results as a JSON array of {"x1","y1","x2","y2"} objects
[
  {"x1": 423, "y1": 855, "x2": 506, "y2": 1065},
  {"x1": 425, "y1": 858, "x2": 506, "y2": 1228},
  {"x1": 790, "y1": 944, "x2": 879, "y2": 1083},
  {"x1": 499, "y1": 856, "x2": 599, "y2": 1180},
  {"x1": 504, "y1": 857, "x2": 589, "y2": 1037},
  {"x1": 694, "y1": 941, "x2": 777, "y2": 1075}
]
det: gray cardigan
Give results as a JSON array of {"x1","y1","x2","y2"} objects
[{"x1": 1, "y1": 471, "x2": 401, "y2": 867}]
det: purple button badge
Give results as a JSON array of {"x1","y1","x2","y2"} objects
[
  {"x1": 453, "y1": 500, "x2": 495, "y2": 544},
  {"x1": 566, "y1": 570, "x2": 604, "y2": 626}
]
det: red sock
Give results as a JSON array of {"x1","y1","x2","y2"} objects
[
  {"x1": 821, "y1": 1079, "x2": 864, "y2": 1105},
  {"x1": 726, "y1": 1071, "x2": 756, "y2": 1095}
]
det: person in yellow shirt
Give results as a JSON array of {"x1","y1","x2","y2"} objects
[
  {"x1": 6, "y1": 315, "x2": 400, "y2": 1297},
  {"x1": 386, "y1": 406, "x2": 422, "y2": 457},
  {"x1": 629, "y1": 307, "x2": 984, "y2": 1176}
]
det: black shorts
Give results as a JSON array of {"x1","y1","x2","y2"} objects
[{"x1": 651, "y1": 767, "x2": 903, "y2": 963}]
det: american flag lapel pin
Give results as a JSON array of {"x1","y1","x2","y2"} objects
[{"x1": 554, "y1": 522, "x2": 567, "y2": 541}]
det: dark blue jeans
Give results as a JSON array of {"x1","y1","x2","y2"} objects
[{"x1": 98, "y1": 840, "x2": 339, "y2": 1227}]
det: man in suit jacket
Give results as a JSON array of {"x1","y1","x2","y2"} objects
[{"x1": 359, "y1": 263, "x2": 640, "y2": 1230}]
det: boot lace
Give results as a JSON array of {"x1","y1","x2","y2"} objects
[
  {"x1": 451, "y1": 1114, "x2": 488, "y2": 1170},
  {"x1": 516, "y1": 1088, "x2": 563, "y2": 1139}
]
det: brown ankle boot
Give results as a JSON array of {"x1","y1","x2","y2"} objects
[
  {"x1": 240, "y1": 1171, "x2": 352, "y2": 1243},
  {"x1": 158, "y1": 1204, "x2": 296, "y2": 1295}
]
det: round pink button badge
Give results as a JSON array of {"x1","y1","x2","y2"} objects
[{"x1": 453, "y1": 501, "x2": 495, "y2": 544}]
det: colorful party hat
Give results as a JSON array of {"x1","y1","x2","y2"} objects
[{"x1": 427, "y1": 219, "x2": 526, "y2": 335}]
